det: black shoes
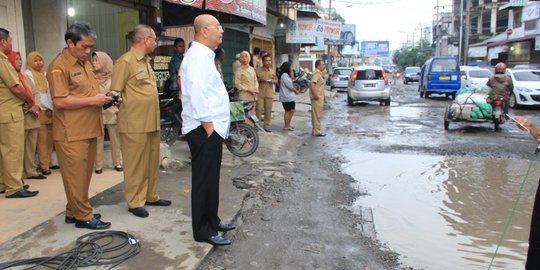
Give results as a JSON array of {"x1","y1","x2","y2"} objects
[
  {"x1": 95, "y1": 168, "x2": 103, "y2": 174},
  {"x1": 145, "y1": 199, "x2": 172, "y2": 206},
  {"x1": 41, "y1": 169, "x2": 51, "y2": 175},
  {"x1": 6, "y1": 189, "x2": 39, "y2": 198},
  {"x1": 114, "y1": 165, "x2": 123, "y2": 172},
  {"x1": 217, "y1": 223, "x2": 236, "y2": 232},
  {"x1": 129, "y1": 207, "x2": 149, "y2": 218},
  {"x1": 198, "y1": 235, "x2": 231, "y2": 246},
  {"x1": 75, "y1": 217, "x2": 111, "y2": 230},
  {"x1": 50, "y1": 165, "x2": 60, "y2": 170},
  {"x1": 65, "y1": 213, "x2": 102, "y2": 224},
  {"x1": 314, "y1": 133, "x2": 326, "y2": 137},
  {"x1": 27, "y1": 174, "x2": 47, "y2": 180},
  {"x1": 263, "y1": 128, "x2": 272, "y2": 133}
]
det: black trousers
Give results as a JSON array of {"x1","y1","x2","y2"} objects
[
  {"x1": 186, "y1": 126, "x2": 223, "y2": 240},
  {"x1": 527, "y1": 180, "x2": 540, "y2": 269}
]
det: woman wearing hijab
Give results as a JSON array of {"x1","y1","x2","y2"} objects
[
  {"x1": 234, "y1": 51, "x2": 259, "y2": 116},
  {"x1": 24, "y1": 51, "x2": 57, "y2": 176},
  {"x1": 92, "y1": 51, "x2": 122, "y2": 174},
  {"x1": 8, "y1": 51, "x2": 44, "y2": 180}
]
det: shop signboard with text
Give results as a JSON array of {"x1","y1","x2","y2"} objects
[
  {"x1": 206, "y1": 0, "x2": 266, "y2": 25},
  {"x1": 361, "y1": 41, "x2": 389, "y2": 57},
  {"x1": 164, "y1": 0, "x2": 203, "y2": 8},
  {"x1": 315, "y1": 19, "x2": 342, "y2": 41},
  {"x1": 286, "y1": 18, "x2": 316, "y2": 44}
]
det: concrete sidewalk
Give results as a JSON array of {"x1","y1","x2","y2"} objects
[{"x1": 0, "y1": 89, "x2": 334, "y2": 269}]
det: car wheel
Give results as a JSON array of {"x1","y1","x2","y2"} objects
[
  {"x1": 404, "y1": 79, "x2": 408, "y2": 85},
  {"x1": 509, "y1": 93, "x2": 518, "y2": 109},
  {"x1": 451, "y1": 92, "x2": 456, "y2": 100},
  {"x1": 419, "y1": 89, "x2": 424, "y2": 98},
  {"x1": 384, "y1": 97, "x2": 391, "y2": 106},
  {"x1": 424, "y1": 91, "x2": 430, "y2": 98},
  {"x1": 347, "y1": 95, "x2": 354, "y2": 106}
]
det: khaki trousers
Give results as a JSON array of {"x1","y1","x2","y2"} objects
[
  {"x1": 256, "y1": 96, "x2": 273, "y2": 129},
  {"x1": 37, "y1": 123, "x2": 53, "y2": 170},
  {"x1": 24, "y1": 128, "x2": 39, "y2": 177},
  {"x1": 311, "y1": 98, "x2": 324, "y2": 135},
  {"x1": 95, "y1": 124, "x2": 122, "y2": 169},
  {"x1": 55, "y1": 137, "x2": 97, "y2": 221},
  {"x1": 0, "y1": 120, "x2": 25, "y2": 195},
  {"x1": 120, "y1": 131, "x2": 160, "y2": 208}
]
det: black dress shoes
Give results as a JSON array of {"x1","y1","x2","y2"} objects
[
  {"x1": 145, "y1": 199, "x2": 172, "y2": 206},
  {"x1": 65, "y1": 213, "x2": 102, "y2": 224},
  {"x1": 41, "y1": 169, "x2": 51, "y2": 175},
  {"x1": 50, "y1": 165, "x2": 60, "y2": 170},
  {"x1": 27, "y1": 174, "x2": 47, "y2": 180},
  {"x1": 95, "y1": 168, "x2": 103, "y2": 174},
  {"x1": 75, "y1": 217, "x2": 111, "y2": 230},
  {"x1": 217, "y1": 223, "x2": 236, "y2": 232},
  {"x1": 6, "y1": 189, "x2": 39, "y2": 198},
  {"x1": 198, "y1": 235, "x2": 231, "y2": 246},
  {"x1": 129, "y1": 207, "x2": 149, "y2": 218},
  {"x1": 114, "y1": 165, "x2": 123, "y2": 172}
]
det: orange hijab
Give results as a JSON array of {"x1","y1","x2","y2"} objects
[{"x1": 8, "y1": 51, "x2": 34, "y2": 106}]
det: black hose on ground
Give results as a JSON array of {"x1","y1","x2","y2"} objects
[{"x1": 0, "y1": 230, "x2": 140, "y2": 270}]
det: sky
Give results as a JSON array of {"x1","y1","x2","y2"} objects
[{"x1": 321, "y1": 0, "x2": 453, "y2": 51}]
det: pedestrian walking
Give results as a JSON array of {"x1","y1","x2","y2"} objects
[
  {"x1": 91, "y1": 51, "x2": 123, "y2": 174},
  {"x1": 111, "y1": 24, "x2": 171, "y2": 218},
  {"x1": 0, "y1": 27, "x2": 38, "y2": 198},
  {"x1": 181, "y1": 14, "x2": 236, "y2": 246},
  {"x1": 310, "y1": 59, "x2": 326, "y2": 137},
  {"x1": 47, "y1": 22, "x2": 113, "y2": 229},
  {"x1": 256, "y1": 54, "x2": 277, "y2": 132},
  {"x1": 278, "y1": 61, "x2": 298, "y2": 131}
]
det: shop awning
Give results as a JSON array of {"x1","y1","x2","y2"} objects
[
  {"x1": 499, "y1": 0, "x2": 527, "y2": 11},
  {"x1": 163, "y1": 0, "x2": 266, "y2": 27}
]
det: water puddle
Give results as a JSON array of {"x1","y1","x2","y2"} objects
[{"x1": 341, "y1": 151, "x2": 540, "y2": 269}]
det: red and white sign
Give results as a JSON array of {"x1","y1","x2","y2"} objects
[
  {"x1": 206, "y1": 0, "x2": 266, "y2": 25},
  {"x1": 164, "y1": 0, "x2": 203, "y2": 9}
]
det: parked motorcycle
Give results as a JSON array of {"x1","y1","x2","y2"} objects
[
  {"x1": 293, "y1": 70, "x2": 310, "y2": 93},
  {"x1": 226, "y1": 100, "x2": 264, "y2": 157},
  {"x1": 159, "y1": 96, "x2": 182, "y2": 146}
]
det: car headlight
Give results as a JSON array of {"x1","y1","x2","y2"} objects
[{"x1": 516, "y1": 86, "x2": 533, "y2": 93}]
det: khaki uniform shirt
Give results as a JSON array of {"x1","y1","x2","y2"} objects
[
  {"x1": 23, "y1": 75, "x2": 41, "y2": 129},
  {"x1": 256, "y1": 67, "x2": 277, "y2": 98},
  {"x1": 0, "y1": 51, "x2": 24, "y2": 123},
  {"x1": 234, "y1": 66, "x2": 258, "y2": 101},
  {"x1": 98, "y1": 79, "x2": 118, "y2": 125},
  {"x1": 111, "y1": 48, "x2": 159, "y2": 133},
  {"x1": 47, "y1": 48, "x2": 103, "y2": 142},
  {"x1": 310, "y1": 69, "x2": 325, "y2": 102}
]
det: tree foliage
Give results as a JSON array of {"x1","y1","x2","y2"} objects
[{"x1": 393, "y1": 40, "x2": 433, "y2": 69}]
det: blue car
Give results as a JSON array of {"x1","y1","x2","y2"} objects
[{"x1": 419, "y1": 57, "x2": 461, "y2": 100}]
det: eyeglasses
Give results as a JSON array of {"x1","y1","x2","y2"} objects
[{"x1": 205, "y1": 25, "x2": 223, "y2": 31}]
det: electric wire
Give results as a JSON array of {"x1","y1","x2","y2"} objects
[
  {"x1": 0, "y1": 230, "x2": 140, "y2": 270},
  {"x1": 487, "y1": 154, "x2": 537, "y2": 269}
]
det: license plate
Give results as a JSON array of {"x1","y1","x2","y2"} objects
[
  {"x1": 364, "y1": 83, "x2": 376, "y2": 87},
  {"x1": 439, "y1": 76, "x2": 450, "y2": 80}
]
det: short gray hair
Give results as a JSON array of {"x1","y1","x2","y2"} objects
[
  {"x1": 64, "y1": 22, "x2": 97, "y2": 44},
  {"x1": 131, "y1": 24, "x2": 153, "y2": 43}
]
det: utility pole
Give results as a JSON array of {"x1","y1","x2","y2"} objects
[
  {"x1": 458, "y1": 0, "x2": 463, "y2": 65},
  {"x1": 436, "y1": 0, "x2": 440, "y2": 56},
  {"x1": 328, "y1": 0, "x2": 332, "y2": 68}
]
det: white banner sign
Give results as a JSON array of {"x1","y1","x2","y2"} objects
[
  {"x1": 522, "y1": 2, "x2": 540, "y2": 21},
  {"x1": 286, "y1": 18, "x2": 316, "y2": 44},
  {"x1": 315, "y1": 19, "x2": 342, "y2": 40}
]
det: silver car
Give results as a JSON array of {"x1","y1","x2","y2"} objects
[
  {"x1": 330, "y1": 67, "x2": 353, "y2": 91},
  {"x1": 347, "y1": 66, "x2": 391, "y2": 106}
]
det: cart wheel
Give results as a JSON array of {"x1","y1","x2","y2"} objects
[{"x1": 444, "y1": 105, "x2": 451, "y2": 130}]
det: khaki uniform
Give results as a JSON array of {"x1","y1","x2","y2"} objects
[
  {"x1": 111, "y1": 48, "x2": 160, "y2": 209},
  {"x1": 95, "y1": 79, "x2": 122, "y2": 169},
  {"x1": 234, "y1": 66, "x2": 258, "y2": 120},
  {"x1": 255, "y1": 67, "x2": 276, "y2": 129},
  {"x1": 0, "y1": 51, "x2": 26, "y2": 196},
  {"x1": 47, "y1": 48, "x2": 103, "y2": 221},
  {"x1": 23, "y1": 76, "x2": 41, "y2": 177},
  {"x1": 310, "y1": 69, "x2": 325, "y2": 135}
]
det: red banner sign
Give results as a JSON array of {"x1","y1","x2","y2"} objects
[
  {"x1": 206, "y1": 0, "x2": 266, "y2": 25},
  {"x1": 164, "y1": 0, "x2": 203, "y2": 9}
]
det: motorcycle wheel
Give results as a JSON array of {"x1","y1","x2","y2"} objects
[
  {"x1": 161, "y1": 124, "x2": 180, "y2": 146},
  {"x1": 494, "y1": 118, "x2": 500, "y2": 132},
  {"x1": 226, "y1": 122, "x2": 259, "y2": 157}
]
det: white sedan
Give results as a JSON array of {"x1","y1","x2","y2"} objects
[{"x1": 506, "y1": 69, "x2": 540, "y2": 108}]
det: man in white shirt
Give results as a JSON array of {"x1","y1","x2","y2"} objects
[{"x1": 180, "y1": 14, "x2": 235, "y2": 246}]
